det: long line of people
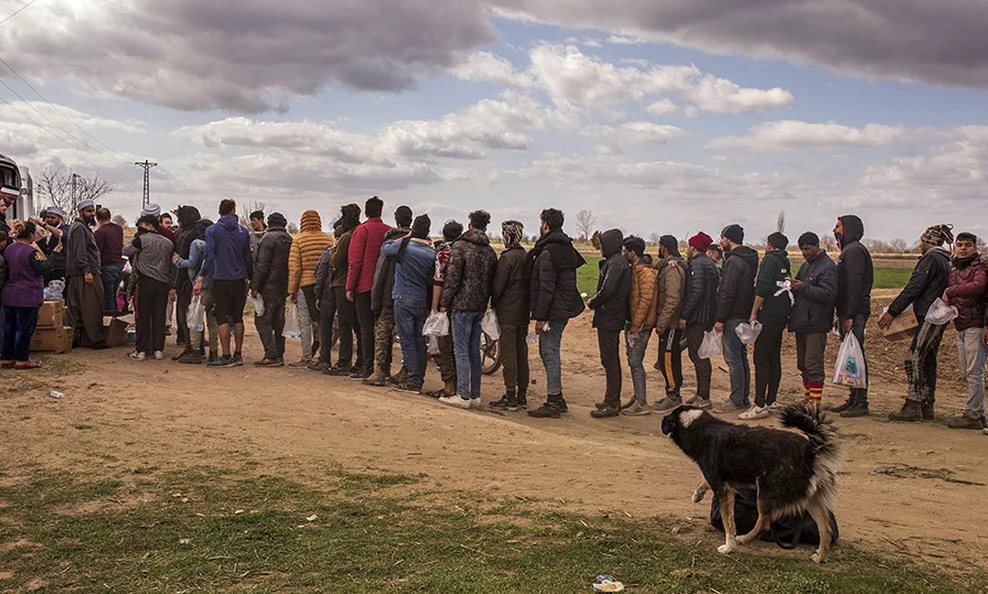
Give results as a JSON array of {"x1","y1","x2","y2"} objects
[{"x1": 3, "y1": 193, "x2": 985, "y2": 433}]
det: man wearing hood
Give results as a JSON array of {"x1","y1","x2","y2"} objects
[
  {"x1": 489, "y1": 220, "x2": 532, "y2": 411},
  {"x1": 174, "y1": 217, "x2": 215, "y2": 364},
  {"x1": 287, "y1": 209, "x2": 334, "y2": 367},
  {"x1": 65, "y1": 200, "x2": 109, "y2": 349},
  {"x1": 252, "y1": 213, "x2": 293, "y2": 367},
  {"x1": 438, "y1": 210, "x2": 497, "y2": 409},
  {"x1": 171, "y1": 205, "x2": 203, "y2": 356},
  {"x1": 882, "y1": 224, "x2": 954, "y2": 422},
  {"x1": 366, "y1": 205, "x2": 413, "y2": 386},
  {"x1": 827, "y1": 215, "x2": 874, "y2": 418},
  {"x1": 197, "y1": 199, "x2": 253, "y2": 368},
  {"x1": 526, "y1": 209, "x2": 586, "y2": 419},
  {"x1": 679, "y1": 232, "x2": 719, "y2": 409},
  {"x1": 653, "y1": 235, "x2": 687, "y2": 412},
  {"x1": 713, "y1": 224, "x2": 758, "y2": 413},
  {"x1": 942, "y1": 232, "x2": 987, "y2": 430},
  {"x1": 789, "y1": 232, "x2": 838, "y2": 409},
  {"x1": 346, "y1": 196, "x2": 392, "y2": 380}
]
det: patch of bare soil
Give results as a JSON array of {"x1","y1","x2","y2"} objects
[{"x1": 1, "y1": 296, "x2": 985, "y2": 573}]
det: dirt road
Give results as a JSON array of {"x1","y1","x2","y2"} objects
[{"x1": 2, "y1": 294, "x2": 985, "y2": 572}]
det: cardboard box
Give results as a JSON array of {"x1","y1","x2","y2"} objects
[
  {"x1": 37, "y1": 300, "x2": 65, "y2": 327},
  {"x1": 882, "y1": 304, "x2": 919, "y2": 341},
  {"x1": 80, "y1": 313, "x2": 135, "y2": 348},
  {"x1": 30, "y1": 325, "x2": 70, "y2": 353}
]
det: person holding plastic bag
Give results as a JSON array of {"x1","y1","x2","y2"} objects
[
  {"x1": 586, "y1": 230, "x2": 631, "y2": 419},
  {"x1": 741, "y1": 232, "x2": 792, "y2": 420},
  {"x1": 679, "y1": 232, "x2": 720, "y2": 410},
  {"x1": 880, "y1": 224, "x2": 953, "y2": 422},
  {"x1": 788, "y1": 232, "x2": 837, "y2": 409},
  {"x1": 174, "y1": 218, "x2": 216, "y2": 364},
  {"x1": 713, "y1": 224, "x2": 758, "y2": 413},
  {"x1": 488, "y1": 220, "x2": 531, "y2": 412},
  {"x1": 250, "y1": 213, "x2": 293, "y2": 367},
  {"x1": 423, "y1": 220, "x2": 464, "y2": 398},
  {"x1": 380, "y1": 215, "x2": 437, "y2": 394}
]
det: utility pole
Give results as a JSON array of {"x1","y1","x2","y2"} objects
[
  {"x1": 71, "y1": 172, "x2": 79, "y2": 205},
  {"x1": 134, "y1": 160, "x2": 158, "y2": 208}
]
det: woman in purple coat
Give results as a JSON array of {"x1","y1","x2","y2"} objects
[{"x1": 1, "y1": 220, "x2": 60, "y2": 369}]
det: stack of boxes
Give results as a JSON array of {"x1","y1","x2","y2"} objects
[{"x1": 29, "y1": 299, "x2": 72, "y2": 354}]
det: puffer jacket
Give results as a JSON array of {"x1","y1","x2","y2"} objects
[
  {"x1": 588, "y1": 229, "x2": 631, "y2": 331},
  {"x1": 789, "y1": 250, "x2": 837, "y2": 333},
  {"x1": 288, "y1": 210, "x2": 334, "y2": 294},
  {"x1": 755, "y1": 249, "x2": 792, "y2": 324},
  {"x1": 440, "y1": 229, "x2": 497, "y2": 312},
  {"x1": 655, "y1": 255, "x2": 686, "y2": 331},
  {"x1": 529, "y1": 229, "x2": 586, "y2": 322},
  {"x1": 888, "y1": 247, "x2": 951, "y2": 322},
  {"x1": 371, "y1": 227, "x2": 410, "y2": 313},
  {"x1": 492, "y1": 245, "x2": 531, "y2": 326},
  {"x1": 251, "y1": 224, "x2": 293, "y2": 296},
  {"x1": 628, "y1": 261, "x2": 657, "y2": 331},
  {"x1": 945, "y1": 255, "x2": 987, "y2": 331},
  {"x1": 836, "y1": 215, "x2": 873, "y2": 319},
  {"x1": 681, "y1": 252, "x2": 719, "y2": 328},
  {"x1": 716, "y1": 245, "x2": 758, "y2": 323}
]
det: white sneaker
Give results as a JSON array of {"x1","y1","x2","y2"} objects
[
  {"x1": 439, "y1": 396, "x2": 472, "y2": 409},
  {"x1": 153, "y1": 351, "x2": 165, "y2": 360},
  {"x1": 739, "y1": 405, "x2": 770, "y2": 420},
  {"x1": 129, "y1": 351, "x2": 146, "y2": 361},
  {"x1": 767, "y1": 402, "x2": 782, "y2": 412},
  {"x1": 469, "y1": 398, "x2": 482, "y2": 410}
]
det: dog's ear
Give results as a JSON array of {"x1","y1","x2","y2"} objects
[{"x1": 661, "y1": 413, "x2": 675, "y2": 435}]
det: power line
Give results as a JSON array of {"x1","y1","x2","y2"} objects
[
  {"x1": 0, "y1": 0, "x2": 38, "y2": 27},
  {"x1": 0, "y1": 88, "x2": 86, "y2": 151},
  {"x1": 134, "y1": 160, "x2": 157, "y2": 208},
  {"x1": 0, "y1": 76, "x2": 102, "y2": 154}
]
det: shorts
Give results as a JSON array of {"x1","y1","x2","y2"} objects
[{"x1": 212, "y1": 279, "x2": 247, "y2": 325}]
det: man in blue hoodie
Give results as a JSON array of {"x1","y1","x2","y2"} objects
[{"x1": 196, "y1": 199, "x2": 253, "y2": 368}]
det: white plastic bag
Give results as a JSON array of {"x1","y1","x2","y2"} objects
[
  {"x1": 833, "y1": 332, "x2": 867, "y2": 389},
  {"x1": 283, "y1": 302, "x2": 302, "y2": 338},
  {"x1": 481, "y1": 310, "x2": 500, "y2": 340},
  {"x1": 423, "y1": 311, "x2": 449, "y2": 337},
  {"x1": 924, "y1": 298, "x2": 957, "y2": 326},
  {"x1": 44, "y1": 280, "x2": 65, "y2": 301},
  {"x1": 698, "y1": 330, "x2": 723, "y2": 360},
  {"x1": 187, "y1": 295, "x2": 205, "y2": 332},
  {"x1": 428, "y1": 335, "x2": 441, "y2": 355},
  {"x1": 735, "y1": 321, "x2": 763, "y2": 345},
  {"x1": 248, "y1": 292, "x2": 265, "y2": 317}
]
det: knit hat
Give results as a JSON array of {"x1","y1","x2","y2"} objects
[
  {"x1": 721, "y1": 224, "x2": 744, "y2": 245},
  {"x1": 921, "y1": 224, "x2": 954, "y2": 247},
  {"x1": 659, "y1": 235, "x2": 679, "y2": 253},
  {"x1": 501, "y1": 220, "x2": 524, "y2": 249},
  {"x1": 267, "y1": 212, "x2": 287, "y2": 228},
  {"x1": 688, "y1": 232, "x2": 713, "y2": 252},
  {"x1": 141, "y1": 203, "x2": 161, "y2": 218}
]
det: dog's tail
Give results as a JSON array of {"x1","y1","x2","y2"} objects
[{"x1": 779, "y1": 402, "x2": 841, "y2": 470}]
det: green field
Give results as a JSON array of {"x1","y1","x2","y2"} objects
[{"x1": 577, "y1": 257, "x2": 910, "y2": 297}]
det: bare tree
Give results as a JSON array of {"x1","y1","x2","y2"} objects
[
  {"x1": 237, "y1": 200, "x2": 269, "y2": 227},
  {"x1": 648, "y1": 232, "x2": 661, "y2": 246},
  {"x1": 888, "y1": 238, "x2": 908, "y2": 254},
  {"x1": 112, "y1": 214, "x2": 129, "y2": 228},
  {"x1": 776, "y1": 210, "x2": 786, "y2": 234},
  {"x1": 820, "y1": 234, "x2": 838, "y2": 252},
  {"x1": 575, "y1": 209, "x2": 597, "y2": 241},
  {"x1": 287, "y1": 221, "x2": 300, "y2": 234},
  {"x1": 35, "y1": 165, "x2": 114, "y2": 214}
]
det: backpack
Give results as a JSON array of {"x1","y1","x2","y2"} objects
[{"x1": 709, "y1": 487, "x2": 839, "y2": 549}]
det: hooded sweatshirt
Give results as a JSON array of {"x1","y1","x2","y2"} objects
[
  {"x1": 288, "y1": 210, "x2": 334, "y2": 293},
  {"x1": 528, "y1": 229, "x2": 586, "y2": 322},
  {"x1": 588, "y1": 229, "x2": 631, "y2": 331},
  {"x1": 172, "y1": 206, "x2": 202, "y2": 289},
  {"x1": 835, "y1": 215, "x2": 873, "y2": 319},
  {"x1": 439, "y1": 228, "x2": 497, "y2": 312},
  {"x1": 888, "y1": 246, "x2": 952, "y2": 322},
  {"x1": 201, "y1": 215, "x2": 253, "y2": 282},
  {"x1": 716, "y1": 245, "x2": 758, "y2": 323}
]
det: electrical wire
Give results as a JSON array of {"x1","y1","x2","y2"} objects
[{"x1": 0, "y1": 0, "x2": 38, "y2": 27}]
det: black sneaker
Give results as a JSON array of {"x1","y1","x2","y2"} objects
[
  {"x1": 178, "y1": 352, "x2": 202, "y2": 365},
  {"x1": 825, "y1": 400, "x2": 853, "y2": 414},
  {"x1": 324, "y1": 365, "x2": 350, "y2": 376},
  {"x1": 232, "y1": 353, "x2": 244, "y2": 366},
  {"x1": 393, "y1": 381, "x2": 423, "y2": 394},
  {"x1": 489, "y1": 396, "x2": 518, "y2": 411},
  {"x1": 349, "y1": 369, "x2": 372, "y2": 381},
  {"x1": 840, "y1": 402, "x2": 870, "y2": 418},
  {"x1": 91, "y1": 341, "x2": 111, "y2": 351},
  {"x1": 208, "y1": 352, "x2": 218, "y2": 364},
  {"x1": 591, "y1": 405, "x2": 620, "y2": 419},
  {"x1": 921, "y1": 402, "x2": 936, "y2": 421},
  {"x1": 307, "y1": 361, "x2": 327, "y2": 372},
  {"x1": 516, "y1": 394, "x2": 528, "y2": 410},
  {"x1": 208, "y1": 356, "x2": 236, "y2": 368},
  {"x1": 528, "y1": 402, "x2": 563, "y2": 419},
  {"x1": 172, "y1": 348, "x2": 192, "y2": 361},
  {"x1": 888, "y1": 400, "x2": 922, "y2": 422}
]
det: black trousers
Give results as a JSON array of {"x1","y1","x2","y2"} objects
[
  {"x1": 136, "y1": 276, "x2": 169, "y2": 355},
  {"x1": 176, "y1": 287, "x2": 192, "y2": 346},
  {"x1": 686, "y1": 324, "x2": 711, "y2": 399},
  {"x1": 323, "y1": 287, "x2": 356, "y2": 367},
  {"x1": 657, "y1": 329, "x2": 684, "y2": 398},
  {"x1": 598, "y1": 328, "x2": 622, "y2": 406},
  {"x1": 754, "y1": 321, "x2": 786, "y2": 407},
  {"x1": 255, "y1": 291, "x2": 287, "y2": 361},
  {"x1": 354, "y1": 291, "x2": 374, "y2": 373}
]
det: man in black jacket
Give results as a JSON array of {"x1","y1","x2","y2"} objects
[
  {"x1": 171, "y1": 205, "x2": 202, "y2": 359},
  {"x1": 527, "y1": 209, "x2": 586, "y2": 419},
  {"x1": 826, "y1": 215, "x2": 874, "y2": 418},
  {"x1": 679, "y1": 232, "x2": 719, "y2": 410},
  {"x1": 713, "y1": 224, "x2": 758, "y2": 412},
  {"x1": 251, "y1": 213, "x2": 293, "y2": 366},
  {"x1": 789, "y1": 232, "x2": 837, "y2": 409},
  {"x1": 882, "y1": 224, "x2": 954, "y2": 422},
  {"x1": 366, "y1": 205, "x2": 412, "y2": 387},
  {"x1": 490, "y1": 220, "x2": 531, "y2": 411},
  {"x1": 587, "y1": 229, "x2": 631, "y2": 419}
]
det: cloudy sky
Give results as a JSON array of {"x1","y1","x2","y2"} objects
[{"x1": 2, "y1": 0, "x2": 987, "y2": 242}]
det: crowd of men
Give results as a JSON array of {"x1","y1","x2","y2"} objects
[{"x1": 23, "y1": 194, "x2": 988, "y2": 431}]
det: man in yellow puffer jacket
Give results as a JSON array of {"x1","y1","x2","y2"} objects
[{"x1": 288, "y1": 210, "x2": 334, "y2": 366}]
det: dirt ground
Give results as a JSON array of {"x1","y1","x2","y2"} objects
[{"x1": 2, "y1": 288, "x2": 986, "y2": 574}]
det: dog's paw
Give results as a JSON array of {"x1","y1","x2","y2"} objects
[
  {"x1": 717, "y1": 543, "x2": 737, "y2": 555},
  {"x1": 811, "y1": 552, "x2": 828, "y2": 564},
  {"x1": 691, "y1": 489, "x2": 707, "y2": 504}
]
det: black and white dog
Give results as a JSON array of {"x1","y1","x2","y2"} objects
[{"x1": 661, "y1": 403, "x2": 841, "y2": 563}]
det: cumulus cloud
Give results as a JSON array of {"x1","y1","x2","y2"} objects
[
  {"x1": 593, "y1": 122, "x2": 686, "y2": 146},
  {"x1": 708, "y1": 120, "x2": 909, "y2": 152},
  {"x1": 453, "y1": 52, "x2": 536, "y2": 89}
]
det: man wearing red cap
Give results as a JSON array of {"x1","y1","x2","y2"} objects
[{"x1": 678, "y1": 232, "x2": 720, "y2": 409}]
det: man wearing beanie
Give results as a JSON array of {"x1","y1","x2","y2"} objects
[
  {"x1": 713, "y1": 224, "x2": 758, "y2": 413},
  {"x1": 678, "y1": 232, "x2": 719, "y2": 409},
  {"x1": 586, "y1": 229, "x2": 631, "y2": 419},
  {"x1": 288, "y1": 209, "x2": 335, "y2": 367},
  {"x1": 251, "y1": 213, "x2": 293, "y2": 366},
  {"x1": 789, "y1": 232, "x2": 837, "y2": 410},
  {"x1": 882, "y1": 224, "x2": 953, "y2": 422},
  {"x1": 653, "y1": 235, "x2": 687, "y2": 411},
  {"x1": 741, "y1": 232, "x2": 792, "y2": 420},
  {"x1": 380, "y1": 215, "x2": 437, "y2": 394},
  {"x1": 366, "y1": 205, "x2": 413, "y2": 386}
]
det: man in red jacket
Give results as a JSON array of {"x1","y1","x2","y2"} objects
[
  {"x1": 346, "y1": 196, "x2": 392, "y2": 380},
  {"x1": 943, "y1": 232, "x2": 987, "y2": 430}
]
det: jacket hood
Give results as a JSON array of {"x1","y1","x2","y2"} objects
[
  {"x1": 300, "y1": 210, "x2": 322, "y2": 233},
  {"x1": 218, "y1": 214, "x2": 240, "y2": 230},
  {"x1": 194, "y1": 218, "x2": 213, "y2": 241},
  {"x1": 727, "y1": 244, "x2": 758, "y2": 271},
  {"x1": 459, "y1": 228, "x2": 490, "y2": 247},
  {"x1": 176, "y1": 206, "x2": 201, "y2": 229},
  {"x1": 839, "y1": 215, "x2": 865, "y2": 244},
  {"x1": 385, "y1": 227, "x2": 409, "y2": 241},
  {"x1": 535, "y1": 229, "x2": 572, "y2": 248},
  {"x1": 599, "y1": 229, "x2": 624, "y2": 259}
]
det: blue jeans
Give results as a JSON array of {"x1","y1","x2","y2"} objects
[
  {"x1": 101, "y1": 264, "x2": 125, "y2": 312},
  {"x1": 2, "y1": 306, "x2": 40, "y2": 362},
  {"x1": 394, "y1": 297, "x2": 429, "y2": 388},
  {"x1": 625, "y1": 327, "x2": 652, "y2": 404},
  {"x1": 538, "y1": 318, "x2": 568, "y2": 396},
  {"x1": 722, "y1": 319, "x2": 751, "y2": 407},
  {"x1": 451, "y1": 310, "x2": 484, "y2": 399}
]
